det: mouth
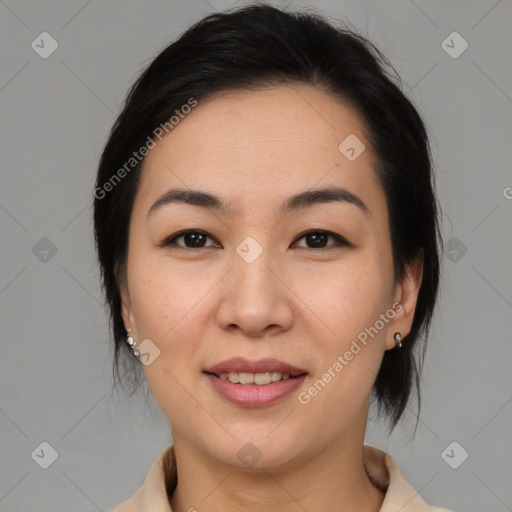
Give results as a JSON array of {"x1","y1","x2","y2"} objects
[
  {"x1": 206, "y1": 370, "x2": 303, "y2": 385},
  {"x1": 203, "y1": 357, "x2": 308, "y2": 406}
]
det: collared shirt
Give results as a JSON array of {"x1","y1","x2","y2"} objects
[{"x1": 110, "y1": 444, "x2": 454, "y2": 512}]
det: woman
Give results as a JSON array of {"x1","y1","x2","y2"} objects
[{"x1": 94, "y1": 4, "x2": 452, "y2": 511}]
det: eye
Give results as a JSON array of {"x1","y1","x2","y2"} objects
[
  {"x1": 159, "y1": 229, "x2": 220, "y2": 249},
  {"x1": 159, "y1": 229, "x2": 350, "y2": 250},
  {"x1": 292, "y1": 230, "x2": 350, "y2": 250}
]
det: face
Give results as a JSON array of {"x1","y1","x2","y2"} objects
[{"x1": 120, "y1": 84, "x2": 421, "y2": 470}]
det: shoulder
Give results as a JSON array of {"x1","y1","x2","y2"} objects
[
  {"x1": 108, "y1": 445, "x2": 175, "y2": 512},
  {"x1": 363, "y1": 444, "x2": 456, "y2": 512}
]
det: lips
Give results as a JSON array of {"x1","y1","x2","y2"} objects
[
  {"x1": 203, "y1": 357, "x2": 307, "y2": 377},
  {"x1": 203, "y1": 357, "x2": 308, "y2": 407}
]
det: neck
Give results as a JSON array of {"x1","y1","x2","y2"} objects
[{"x1": 168, "y1": 423, "x2": 385, "y2": 512}]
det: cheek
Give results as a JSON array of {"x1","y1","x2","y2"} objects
[
  {"x1": 127, "y1": 262, "x2": 207, "y2": 365},
  {"x1": 300, "y1": 258, "x2": 392, "y2": 343},
  {"x1": 296, "y1": 269, "x2": 390, "y2": 418},
  {"x1": 128, "y1": 265, "x2": 210, "y2": 423},
  {"x1": 298, "y1": 260, "x2": 392, "y2": 399},
  {"x1": 126, "y1": 245, "x2": 247, "y2": 383}
]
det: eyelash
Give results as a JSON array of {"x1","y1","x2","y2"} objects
[{"x1": 158, "y1": 229, "x2": 351, "y2": 251}]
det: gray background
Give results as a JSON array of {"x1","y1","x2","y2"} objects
[{"x1": 1, "y1": 0, "x2": 511, "y2": 510}]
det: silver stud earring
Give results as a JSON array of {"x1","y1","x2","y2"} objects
[
  {"x1": 394, "y1": 332, "x2": 403, "y2": 349},
  {"x1": 126, "y1": 328, "x2": 140, "y2": 358}
]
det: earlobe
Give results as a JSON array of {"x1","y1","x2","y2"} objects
[
  {"x1": 120, "y1": 285, "x2": 137, "y2": 333},
  {"x1": 120, "y1": 293, "x2": 133, "y2": 332},
  {"x1": 116, "y1": 262, "x2": 135, "y2": 331},
  {"x1": 386, "y1": 251, "x2": 424, "y2": 351}
]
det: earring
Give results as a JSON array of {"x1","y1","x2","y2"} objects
[
  {"x1": 394, "y1": 332, "x2": 403, "y2": 349},
  {"x1": 126, "y1": 328, "x2": 140, "y2": 358}
]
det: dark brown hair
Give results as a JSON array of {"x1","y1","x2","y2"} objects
[{"x1": 93, "y1": 3, "x2": 443, "y2": 430}]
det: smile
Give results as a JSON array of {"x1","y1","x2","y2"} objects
[
  {"x1": 215, "y1": 371, "x2": 294, "y2": 385},
  {"x1": 204, "y1": 371, "x2": 307, "y2": 407}
]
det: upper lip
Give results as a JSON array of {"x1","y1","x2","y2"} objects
[{"x1": 204, "y1": 357, "x2": 307, "y2": 376}]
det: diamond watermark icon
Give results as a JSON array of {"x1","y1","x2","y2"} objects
[
  {"x1": 441, "y1": 32, "x2": 468, "y2": 59},
  {"x1": 137, "y1": 339, "x2": 161, "y2": 366},
  {"x1": 237, "y1": 442, "x2": 263, "y2": 467},
  {"x1": 338, "y1": 134, "x2": 365, "y2": 161},
  {"x1": 31, "y1": 32, "x2": 59, "y2": 59},
  {"x1": 32, "y1": 237, "x2": 58, "y2": 263},
  {"x1": 441, "y1": 441, "x2": 468, "y2": 469},
  {"x1": 31, "y1": 441, "x2": 59, "y2": 469},
  {"x1": 445, "y1": 236, "x2": 468, "y2": 263},
  {"x1": 236, "y1": 236, "x2": 263, "y2": 264}
]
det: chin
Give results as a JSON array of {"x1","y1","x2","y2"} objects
[{"x1": 203, "y1": 431, "x2": 308, "y2": 472}]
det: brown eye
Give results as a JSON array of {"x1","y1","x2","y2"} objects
[
  {"x1": 293, "y1": 230, "x2": 350, "y2": 249},
  {"x1": 160, "y1": 230, "x2": 220, "y2": 249},
  {"x1": 159, "y1": 229, "x2": 349, "y2": 251}
]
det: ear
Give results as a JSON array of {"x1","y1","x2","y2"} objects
[
  {"x1": 385, "y1": 249, "x2": 424, "y2": 350},
  {"x1": 115, "y1": 261, "x2": 136, "y2": 332}
]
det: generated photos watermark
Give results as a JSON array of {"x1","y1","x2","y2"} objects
[
  {"x1": 297, "y1": 302, "x2": 403, "y2": 405},
  {"x1": 93, "y1": 97, "x2": 198, "y2": 200}
]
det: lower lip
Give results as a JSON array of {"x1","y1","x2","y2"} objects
[{"x1": 204, "y1": 373, "x2": 307, "y2": 407}]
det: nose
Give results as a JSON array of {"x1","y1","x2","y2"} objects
[{"x1": 216, "y1": 245, "x2": 293, "y2": 338}]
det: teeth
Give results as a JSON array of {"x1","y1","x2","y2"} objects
[
  {"x1": 217, "y1": 371, "x2": 292, "y2": 385},
  {"x1": 228, "y1": 372, "x2": 239, "y2": 383},
  {"x1": 254, "y1": 372, "x2": 272, "y2": 385},
  {"x1": 271, "y1": 372, "x2": 282, "y2": 382},
  {"x1": 239, "y1": 372, "x2": 254, "y2": 384}
]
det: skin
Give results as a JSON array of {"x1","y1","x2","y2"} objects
[{"x1": 119, "y1": 83, "x2": 423, "y2": 512}]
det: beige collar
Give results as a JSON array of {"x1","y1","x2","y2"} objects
[{"x1": 110, "y1": 444, "x2": 452, "y2": 512}]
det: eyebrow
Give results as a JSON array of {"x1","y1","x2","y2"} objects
[{"x1": 147, "y1": 186, "x2": 370, "y2": 218}]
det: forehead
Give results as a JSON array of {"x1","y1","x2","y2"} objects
[{"x1": 135, "y1": 84, "x2": 383, "y2": 217}]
